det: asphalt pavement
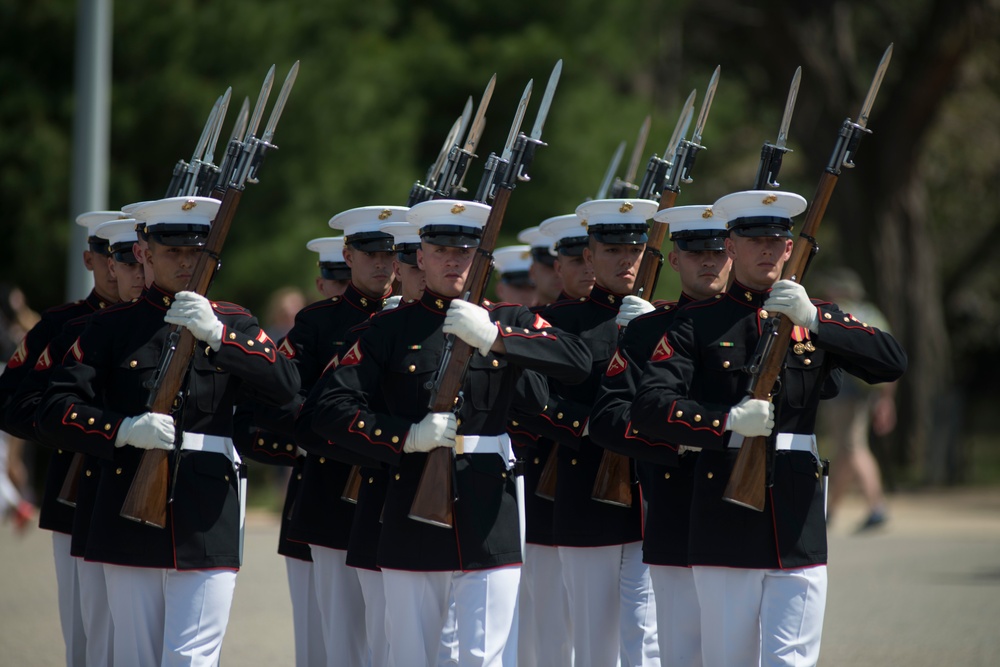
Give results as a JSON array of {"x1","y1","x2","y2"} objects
[{"x1": 2, "y1": 489, "x2": 998, "y2": 665}]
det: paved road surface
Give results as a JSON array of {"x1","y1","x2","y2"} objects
[{"x1": 2, "y1": 489, "x2": 998, "y2": 665}]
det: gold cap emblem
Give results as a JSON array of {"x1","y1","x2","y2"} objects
[
  {"x1": 619, "y1": 202, "x2": 634, "y2": 214},
  {"x1": 762, "y1": 194, "x2": 778, "y2": 205},
  {"x1": 580, "y1": 219, "x2": 588, "y2": 227},
  {"x1": 520, "y1": 250, "x2": 531, "y2": 260},
  {"x1": 378, "y1": 209, "x2": 392, "y2": 220},
  {"x1": 450, "y1": 204, "x2": 466, "y2": 214},
  {"x1": 181, "y1": 199, "x2": 197, "y2": 211},
  {"x1": 702, "y1": 207, "x2": 713, "y2": 219}
]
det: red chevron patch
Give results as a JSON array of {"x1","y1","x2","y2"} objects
[
  {"x1": 339, "y1": 341, "x2": 363, "y2": 367},
  {"x1": 69, "y1": 338, "x2": 84, "y2": 363},
  {"x1": 605, "y1": 349, "x2": 628, "y2": 377},
  {"x1": 278, "y1": 338, "x2": 296, "y2": 359},
  {"x1": 8, "y1": 338, "x2": 27, "y2": 368},
  {"x1": 650, "y1": 334, "x2": 673, "y2": 362},
  {"x1": 34, "y1": 345, "x2": 53, "y2": 371},
  {"x1": 533, "y1": 313, "x2": 552, "y2": 329}
]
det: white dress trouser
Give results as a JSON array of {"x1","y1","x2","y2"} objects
[
  {"x1": 382, "y1": 565, "x2": 521, "y2": 667},
  {"x1": 285, "y1": 556, "x2": 328, "y2": 667},
  {"x1": 692, "y1": 565, "x2": 828, "y2": 667},
  {"x1": 437, "y1": 593, "x2": 459, "y2": 666},
  {"x1": 517, "y1": 543, "x2": 573, "y2": 667},
  {"x1": 559, "y1": 542, "x2": 659, "y2": 667},
  {"x1": 310, "y1": 545, "x2": 367, "y2": 667},
  {"x1": 648, "y1": 565, "x2": 701, "y2": 667},
  {"x1": 103, "y1": 563, "x2": 237, "y2": 667},
  {"x1": 51, "y1": 532, "x2": 87, "y2": 667},
  {"x1": 77, "y1": 557, "x2": 113, "y2": 667},
  {"x1": 356, "y1": 568, "x2": 392, "y2": 667}
]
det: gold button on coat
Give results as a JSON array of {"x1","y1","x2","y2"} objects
[
  {"x1": 707, "y1": 472, "x2": 714, "y2": 479},
  {"x1": 664, "y1": 472, "x2": 671, "y2": 479},
  {"x1": 357, "y1": 421, "x2": 365, "y2": 428}
]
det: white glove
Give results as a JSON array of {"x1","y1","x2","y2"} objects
[
  {"x1": 404, "y1": 412, "x2": 458, "y2": 453},
  {"x1": 164, "y1": 291, "x2": 224, "y2": 350},
  {"x1": 383, "y1": 295, "x2": 403, "y2": 310},
  {"x1": 442, "y1": 299, "x2": 498, "y2": 356},
  {"x1": 615, "y1": 295, "x2": 656, "y2": 327},
  {"x1": 764, "y1": 280, "x2": 819, "y2": 332},
  {"x1": 725, "y1": 397, "x2": 775, "y2": 438},
  {"x1": 115, "y1": 413, "x2": 176, "y2": 451}
]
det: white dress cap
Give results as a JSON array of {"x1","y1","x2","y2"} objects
[
  {"x1": 94, "y1": 219, "x2": 139, "y2": 246},
  {"x1": 379, "y1": 222, "x2": 422, "y2": 247},
  {"x1": 328, "y1": 205, "x2": 406, "y2": 251},
  {"x1": 76, "y1": 211, "x2": 130, "y2": 235},
  {"x1": 538, "y1": 213, "x2": 589, "y2": 255},
  {"x1": 130, "y1": 196, "x2": 220, "y2": 230},
  {"x1": 306, "y1": 237, "x2": 346, "y2": 264},
  {"x1": 407, "y1": 199, "x2": 491, "y2": 248},
  {"x1": 493, "y1": 245, "x2": 534, "y2": 276},
  {"x1": 517, "y1": 225, "x2": 554, "y2": 250},
  {"x1": 712, "y1": 190, "x2": 807, "y2": 235},
  {"x1": 653, "y1": 204, "x2": 728, "y2": 234}
]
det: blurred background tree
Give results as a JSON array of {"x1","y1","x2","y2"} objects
[{"x1": 1, "y1": 0, "x2": 998, "y2": 486}]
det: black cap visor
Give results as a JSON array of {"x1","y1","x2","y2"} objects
[
  {"x1": 729, "y1": 216, "x2": 793, "y2": 238},
  {"x1": 420, "y1": 224, "x2": 483, "y2": 249}
]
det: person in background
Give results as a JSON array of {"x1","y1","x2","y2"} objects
[
  {"x1": 518, "y1": 226, "x2": 562, "y2": 306},
  {"x1": 818, "y1": 267, "x2": 896, "y2": 532},
  {"x1": 493, "y1": 245, "x2": 537, "y2": 305}
]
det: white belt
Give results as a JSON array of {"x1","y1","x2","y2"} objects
[
  {"x1": 455, "y1": 433, "x2": 514, "y2": 468},
  {"x1": 678, "y1": 445, "x2": 701, "y2": 455},
  {"x1": 180, "y1": 432, "x2": 241, "y2": 466},
  {"x1": 728, "y1": 433, "x2": 818, "y2": 459}
]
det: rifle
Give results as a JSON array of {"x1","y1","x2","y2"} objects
[
  {"x1": 409, "y1": 61, "x2": 562, "y2": 528},
  {"x1": 120, "y1": 62, "x2": 300, "y2": 527},
  {"x1": 589, "y1": 72, "x2": 719, "y2": 507},
  {"x1": 723, "y1": 45, "x2": 893, "y2": 511},
  {"x1": 609, "y1": 116, "x2": 651, "y2": 198}
]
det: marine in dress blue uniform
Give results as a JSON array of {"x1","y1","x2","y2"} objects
[
  {"x1": 631, "y1": 191, "x2": 907, "y2": 667},
  {"x1": 310, "y1": 199, "x2": 591, "y2": 667},
  {"x1": 517, "y1": 225, "x2": 562, "y2": 307},
  {"x1": 36, "y1": 196, "x2": 300, "y2": 667},
  {"x1": 590, "y1": 204, "x2": 733, "y2": 667},
  {"x1": 518, "y1": 198, "x2": 661, "y2": 667},
  {"x1": 0, "y1": 209, "x2": 122, "y2": 667}
]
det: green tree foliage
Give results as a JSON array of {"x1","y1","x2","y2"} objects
[{"x1": 2, "y1": 0, "x2": 998, "y2": 482}]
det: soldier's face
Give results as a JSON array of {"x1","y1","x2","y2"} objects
[
  {"x1": 133, "y1": 241, "x2": 154, "y2": 287},
  {"x1": 725, "y1": 235, "x2": 793, "y2": 290},
  {"x1": 393, "y1": 259, "x2": 426, "y2": 301},
  {"x1": 145, "y1": 243, "x2": 203, "y2": 294},
  {"x1": 108, "y1": 258, "x2": 145, "y2": 301},
  {"x1": 669, "y1": 245, "x2": 732, "y2": 301},
  {"x1": 344, "y1": 248, "x2": 394, "y2": 300},
  {"x1": 553, "y1": 255, "x2": 595, "y2": 300},
  {"x1": 83, "y1": 250, "x2": 118, "y2": 303},
  {"x1": 583, "y1": 241, "x2": 645, "y2": 295},
  {"x1": 529, "y1": 261, "x2": 562, "y2": 305},
  {"x1": 417, "y1": 243, "x2": 474, "y2": 298}
]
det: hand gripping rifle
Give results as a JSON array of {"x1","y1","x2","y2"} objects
[
  {"x1": 723, "y1": 45, "x2": 893, "y2": 511},
  {"x1": 408, "y1": 61, "x2": 562, "y2": 529},
  {"x1": 120, "y1": 62, "x2": 300, "y2": 528},
  {"x1": 588, "y1": 72, "x2": 720, "y2": 507}
]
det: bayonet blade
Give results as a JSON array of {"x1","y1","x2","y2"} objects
[
  {"x1": 229, "y1": 97, "x2": 250, "y2": 147},
  {"x1": 245, "y1": 64, "x2": 276, "y2": 142},
  {"x1": 455, "y1": 96, "x2": 474, "y2": 150},
  {"x1": 261, "y1": 60, "x2": 300, "y2": 143},
  {"x1": 426, "y1": 115, "x2": 463, "y2": 185},
  {"x1": 624, "y1": 115, "x2": 652, "y2": 184},
  {"x1": 670, "y1": 104, "x2": 696, "y2": 165},
  {"x1": 501, "y1": 79, "x2": 533, "y2": 160},
  {"x1": 529, "y1": 59, "x2": 562, "y2": 140},
  {"x1": 463, "y1": 75, "x2": 496, "y2": 152},
  {"x1": 690, "y1": 65, "x2": 721, "y2": 145},
  {"x1": 202, "y1": 87, "x2": 232, "y2": 165},
  {"x1": 663, "y1": 89, "x2": 697, "y2": 157},
  {"x1": 775, "y1": 67, "x2": 801, "y2": 149},
  {"x1": 857, "y1": 44, "x2": 893, "y2": 129},
  {"x1": 597, "y1": 141, "x2": 626, "y2": 199},
  {"x1": 190, "y1": 96, "x2": 221, "y2": 164}
]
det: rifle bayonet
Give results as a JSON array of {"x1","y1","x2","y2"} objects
[
  {"x1": 635, "y1": 88, "x2": 695, "y2": 201},
  {"x1": 530, "y1": 59, "x2": 562, "y2": 140},
  {"x1": 754, "y1": 66, "x2": 801, "y2": 189},
  {"x1": 261, "y1": 60, "x2": 300, "y2": 144},
  {"x1": 439, "y1": 75, "x2": 496, "y2": 197},
  {"x1": 831, "y1": 43, "x2": 892, "y2": 172},
  {"x1": 857, "y1": 44, "x2": 892, "y2": 130},
  {"x1": 244, "y1": 64, "x2": 276, "y2": 143},
  {"x1": 502, "y1": 80, "x2": 534, "y2": 160},
  {"x1": 475, "y1": 79, "x2": 533, "y2": 202},
  {"x1": 596, "y1": 141, "x2": 626, "y2": 199},
  {"x1": 667, "y1": 66, "x2": 720, "y2": 191},
  {"x1": 611, "y1": 115, "x2": 651, "y2": 198}
]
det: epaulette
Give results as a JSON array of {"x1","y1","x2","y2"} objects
[
  {"x1": 210, "y1": 300, "x2": 250, "y2": 317},
  {"x1": 300, "y1": 296, "x2": 343, "y2": 314}
]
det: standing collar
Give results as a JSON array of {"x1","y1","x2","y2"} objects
[
  {"x1": 342, "y1": 282, "x2": 387, "y2": 314},
  {"x1": 146, "y1": 283, "x2": 176, "y2": 309},
  {"x1": 728, "y1": 280, "x2": 770, "y2": 309},
  {"x1": 589, "y1": 283, "x2": 628, "y2": 309},
  {"x1": 85, "y1": 288, "x2": 112, "y2": 310},
  {"x1": 420, "y1": 288, "x2": 454, "y2": 314}
]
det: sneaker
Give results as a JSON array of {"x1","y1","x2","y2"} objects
[{"x1": 855, "y1": 510, "x2": 887, "y2": 533}]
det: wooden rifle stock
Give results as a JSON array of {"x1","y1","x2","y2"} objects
[
  {"x1": 534, "y1": 443, "x2": 558, "y2": 500},
  {"x1": 120, "y1": 188, "x2": 244, "y2": 527},
  {"x1": 57, "y1": 453, "x2": 85, "y2": 507},
  {"x1": 409, "y1": 188, "x2": 513, "y2": 528},
  {"x1": 341, "y1": 465, "x2": 363, "y2": 504},
  {"x1": 590, "y1": 188, "x2": 680, "y2": 506},
  {"x1": 722, "y1": 171, "x2": 838, "y2": 510}
]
